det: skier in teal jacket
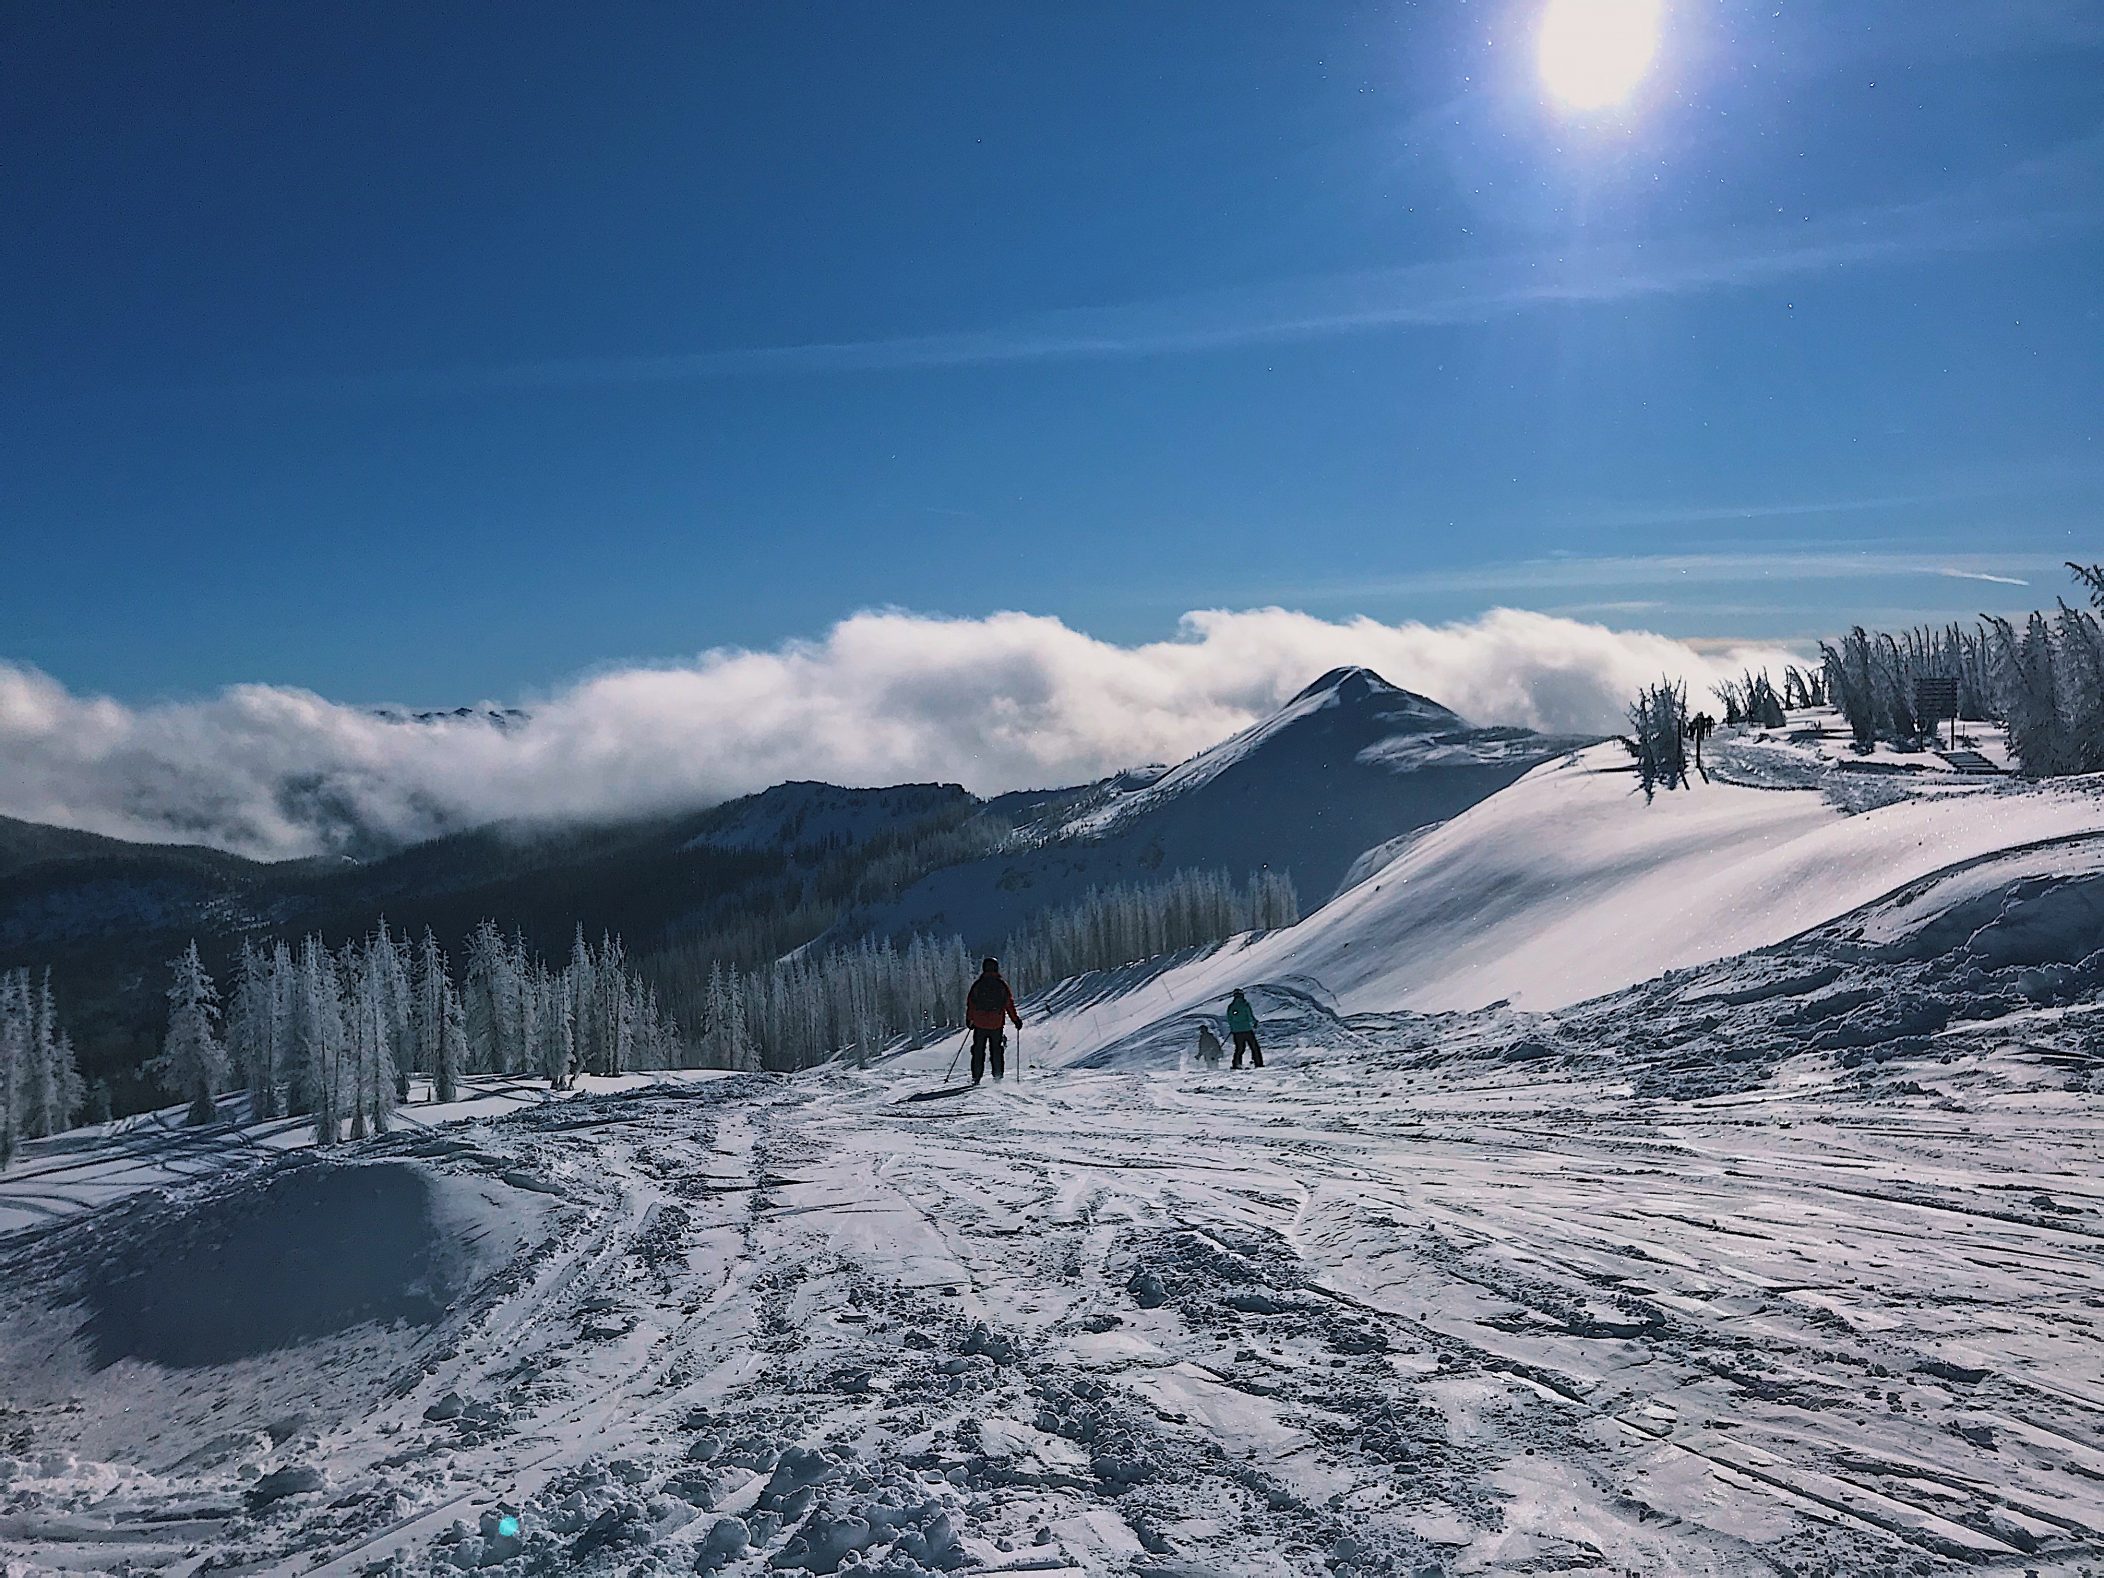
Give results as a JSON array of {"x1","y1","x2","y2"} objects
[{"x1": 1226, "y1": 989, "x2": 1263, "y2": 1069}]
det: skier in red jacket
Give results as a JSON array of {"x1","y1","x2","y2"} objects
[{"x1": 965, "y1": 957, "x2": 1023, "y2": 1083}]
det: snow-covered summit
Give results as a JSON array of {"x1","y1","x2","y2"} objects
[
  {"x1": 1286, "y1": 664, "x2": 1458, "y2": 721},
  {"x1": 850, "y1": 671, "x2": 1594, "y2": 946},
  {"x1": 1049, "y1": 665, "x2": 1539, "y2": 845}
]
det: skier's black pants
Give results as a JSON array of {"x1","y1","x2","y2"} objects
[
  {"x1": 1232, "y1": 1031, "x2": 1263, "y2": 1068},
  {"x1": 971, "y1": 1027, "x2": 1007, "y2": 1082}
]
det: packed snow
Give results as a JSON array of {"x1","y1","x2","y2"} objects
[{"x1": 2, "y1": 720, "x2": 2102, "y2": 1575}]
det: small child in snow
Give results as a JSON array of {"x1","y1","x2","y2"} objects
[{"x1": 1196, "y1": 1023, "x2": 1224, "y2": 1066}]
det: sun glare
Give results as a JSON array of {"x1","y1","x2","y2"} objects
[{"x1": 1537, "y1": 0, "x2": 1663, "y2": 111}]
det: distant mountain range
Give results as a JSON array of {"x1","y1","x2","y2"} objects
[{"x1": 0, "y1": 668, "x2": 1596, "y2": 1106}]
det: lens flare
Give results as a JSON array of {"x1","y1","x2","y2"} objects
[{"x1": 1537, "y1": 0, "x2": 1663, "y2": 111}]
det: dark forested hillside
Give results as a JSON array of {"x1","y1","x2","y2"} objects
[{"x1": 0, "y1": 783, "x2": 1004, "y2": 1110}]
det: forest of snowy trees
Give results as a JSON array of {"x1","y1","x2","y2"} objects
[
  {"x1": 1819, "y1": 565, "x2": 2104, "y2": 775},
  {"x1": 2, "y1": 862, "x2": 1306, "y2": 1143},
  {"x1": 655, "y1": 868, "x2": 1301, "y2": 1073},
  {"x1": 1000, "y1": 868, "x2": 1299, "y2": 990},
  {"x1": 0, "y1": 968, "x2": 85, "y2": 1168},
  {"x1": 153, "y1": 921, "x2": 682, "y2": 1141}
]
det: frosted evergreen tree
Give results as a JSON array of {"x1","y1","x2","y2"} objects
[
  {"x1": 298, "y1": 936, "x2": 345, "y2": 1144},
  {"x1": 462, "y1": 920, "x2": 505, "y2": 1074},
  {"x1": 704, "y1": 962, "x2": 731, "y2": 1068},
  {"x1": 1990, "y1": 613, "x2": 2065, "y2": 777},
  {"x1": 24, "y1": 970, "x2": 60, "y2": 1138},
  {"x1": 2053, "y1": 602, "x2": 2104, "y2": 771},
  {"x1": 599, "y1": 933, "x2": 631, "y2": 1076},
  {"x1": 375, "y1": 919, "x2": 416, "y2": 1088},
  {"x1": 49, "y1": 1028, "x2": 82, "y2": 1133},
  {"x1": 269, "y1": 940, "x2": 301, "y2": 1115},
  {"x1": 355, "y1": 940, "x2": 400, "y2": 1137},
  {"x1": 416, "y1": 929, "x2": 451, "y2": 1100},
  {"x1": 540, "y1": 967, "x2": 575, "y2": 1087},
  {"x1": 155, "y1": 941, "x2": 227, "y2": 1126},
  {"x1": 436, "y1": 962, "x2": 468, "y2": 1104},
  {"x1": 726, "y1": 969, "x2": 754, "y2": 1072},
  {"x1": 227, "y1": 940, "x2": 277, "y2": 1121},
  {"x1": 0, "y1": 972, "x2": 22, "y2": 1168},
  {"x1": 568, "y1": 927, "x2": 599, "y2": 1076}
]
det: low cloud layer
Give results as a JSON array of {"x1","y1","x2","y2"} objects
[{"x1": 0, "y1": 608, "x2": 1803, "y2": 862}]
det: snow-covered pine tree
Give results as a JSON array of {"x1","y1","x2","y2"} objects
[
  {"x1": 376, "y1": 919, "x2": 415, "y2": 1093},
  {"x1": 227, "y1": 940, "x2": 275, "y2": 1121},
  {"x1": 436, "y1": 960, "x2": 467, "y2": 1103},
  {"x1": 412, "y1": 925, "x2": 446, "y2": 1102},
  {"x1": 155, "y1": 941, "x2": 227, "y2": 1126},
  {"x1": 598, "y1": 933, "x2": 630, "y2": 1076},
  {"x1": 1831, "y1": 629, "x2": 1879, "y2": 749},
  {"x1": 726, "y1": 968, "x2": 754, "y2": 1072},
  {"x1": 703, "y1": 961, "x2": 730, "y2": 1069},
  {"x1": 49, "y1": 1027, "x2": 82, "y2": 1131},
  {"x1": 366, "y1": 940, "x2": 401, "y2": 1134},
  {"x1": 462, "y1": 920, "x2": 505, "y2": 1074},
  {"x1": 506, "y1": 929, "x2": 535, "y2": 1074},
  {"x1": 1989, "y1": 613, "x2": 2064, "y2": 777},
  {"x1": 544, "y1": 966, "x2": 577, "y2": 1087},
  {"x1": 298, "y1": 935, "x2": 344, "y2": 1145},
  {"x1": 346, "y1": 946, "x2": 372, "y2": 1142},
  {"x1": 568, "y1": 927, "x2": 600, "y2": 1077},
  {"x1": 0, "y1": 972, "x2": 21, "y2": 1168},
  {"x1": 269, "y1": 940, "x2": 299, "y2": 1115},
  {"x1": 25, "y1": 969, "x2": 59, "y2": 1138},
  {"x1": 2053, "y1": 601, "x2": 2104, "y2": 772},
  {"x1": 1744, "y1": 669, "x2": 1786, "y2": 729}
]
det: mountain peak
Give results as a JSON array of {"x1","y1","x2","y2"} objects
[{"x1": 1290, "y1": 666, "x2": 1401, "y2": 705}]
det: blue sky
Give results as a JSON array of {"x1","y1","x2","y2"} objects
[{"x1": 4, "y1": 0, "x2": 2101, "y2": 703}]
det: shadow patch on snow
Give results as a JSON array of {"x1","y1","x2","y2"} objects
[{"x1": 76, "y1": 1160, "x2": 454, "y2": 1369}]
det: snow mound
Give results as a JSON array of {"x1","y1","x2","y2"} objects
[{"x1": 74, "y1": 1160, "x2": 465, "y2": 1369}]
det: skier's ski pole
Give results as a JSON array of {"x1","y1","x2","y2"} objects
[{"x1": 942, "y1": 1028, "x2": 969, "y2": 1084}]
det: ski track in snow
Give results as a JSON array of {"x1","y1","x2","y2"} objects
[{"x1": 1, "y1": 1028, "x2": 2099, "y2": 1577}]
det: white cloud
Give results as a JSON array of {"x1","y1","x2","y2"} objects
[
  {"x1": 1934, "y1": 567, "x2": 2030, "y2": 586},
  {"x1": 0, "y1": 608, "x2": 1807, "y2": 861}
]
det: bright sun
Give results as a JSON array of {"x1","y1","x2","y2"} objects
[{"x1": 1537, "y1": 0, "x2": 1663, "y2": 111}]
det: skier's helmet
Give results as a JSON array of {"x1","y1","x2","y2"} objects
[{"x1": 982, "y1": 957, "x2": 1000, "y2": 974}]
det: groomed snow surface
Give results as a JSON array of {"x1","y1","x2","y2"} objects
[{"x1": 2, "y1": 723, "x2": 2103, "y2": 1575}]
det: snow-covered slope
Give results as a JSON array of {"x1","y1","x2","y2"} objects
[
  {"x1": 1021, "y1": 733, "x2": 2104, "y2": 1066},
  {"x1": 854, "y1": 667, "x2": 1594, "y2": 947},
  {"x1": 6, "y1": 930, "x2": 2101, "y2": 1575}
]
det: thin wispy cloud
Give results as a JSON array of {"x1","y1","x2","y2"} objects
[
  {"x1": 1936, "y1": 567, "x2": 2031, "y2": 586},
  {"x1": 1281, "y1": 549, "x2": 2057, "y2": 603},
  {"x1": 304, "y1": 124, "x2": 2102, "y2": 396}
]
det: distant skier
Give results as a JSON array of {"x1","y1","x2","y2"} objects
[
  {"x1": 1196, "y1": 1023, "x2": 1224, "y2": 1067},
  {"x1": 1226, "y1": 989, "x2": 1264, "y2": 1069},
  {"x1": 965, "y1": 957, "x2": 1023, "y2": 1083},
  {"x1": 1685, "y1": 711, "x2": 1717, "y2": 771}
]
